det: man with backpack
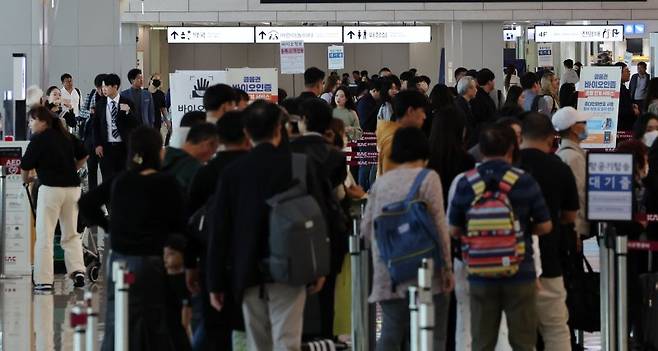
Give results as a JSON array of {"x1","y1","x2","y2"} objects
[
  {"x1": 207, "y1": 101, "x2": 328, "y2": 351},
  {"x1": 521, "y1": 72, "x2": 551, "y2": 115},
  {"x1": 448, "y1": 124, "x2": 552, "y2": 351},
  {"x1": 519, "y1": 112, "x2": 579, "y2": 350},
  {"x1": 291, "y1": 98, "x2": 348, "y2": 340}
]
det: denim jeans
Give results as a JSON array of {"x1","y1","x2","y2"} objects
[{"x1": 376, "y1": 293, "x2": 451, "y2": 351}]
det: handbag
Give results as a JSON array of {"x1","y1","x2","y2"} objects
[{"x1": 566, "y1": 253, "x2": 600, "y2": 332}]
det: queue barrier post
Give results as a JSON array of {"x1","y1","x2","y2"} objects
[
  {"x1": 408, "y1": 286, "x2": 419, "y2": 351},
  {"x1": 0, "y1": 165, "x2": 6, "y2": 278},
  {"x1": 349, "y1": 199, "x2": 370, "y2": 351},
  {"x1": 615, "y1": 234, "x2": 628, "y2": 351},
  {"x1": 113, "y1": 260, "x2": 134, "y2": 351},
  {"x1": 85, "y1": 291, "x2": 98, "y2": 351},
  {"x1": 417, "y1": 259, "x2": 434, "y2": 351},
  {"x1": 71, "y1": 305, "x2": 87, "y2": 351}
]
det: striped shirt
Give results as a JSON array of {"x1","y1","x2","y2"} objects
[{"x1": 448, "y1": 159, "x2": 550, "y2": 283}]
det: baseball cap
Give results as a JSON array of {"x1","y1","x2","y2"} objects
[{"x1": 552, "y1": 106, "x2": 589, "y2": 132}]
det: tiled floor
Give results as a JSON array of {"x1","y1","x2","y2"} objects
[{"x1": 0, "y1": 238, "x2": 608, "y2": 351}]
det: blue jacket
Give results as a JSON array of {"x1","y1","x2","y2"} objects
[{"x1": 120, "y1": 88, "x2": 155, "y2": 127}]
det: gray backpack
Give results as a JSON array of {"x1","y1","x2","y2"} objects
[{"x1": 263, "y1": 153, "x2": 331, "y2": 285}]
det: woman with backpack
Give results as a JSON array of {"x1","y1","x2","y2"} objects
[
  {"x1": 361, "y1": 127, "x2": 454, "y2": 351},
  {"x1": 540, "y1": 72, "x2": 560, "y2": 115}
]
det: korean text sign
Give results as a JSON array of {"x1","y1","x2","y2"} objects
[
  {"x1": 587, "y1": 152, "x2": 634, "y2": 221},
  {"x1": 577, "y1": 66, "x2": 622, "y2": 149}
]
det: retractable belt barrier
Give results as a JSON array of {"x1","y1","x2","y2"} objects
[
  {"x1": 349, "y1": 199, "x2": 371, "y2": 351},
  {"x1": 71, "y1": 305, "x2": 87, "y2": 351},
  {"x1": 113, "y1": 261, "x2": 135, "y2": 351},
  {"x1": 85, "y1": 291, "x2": 99, "y2": 351},
  {"x1": 409, "y1": 258, "x2": 434, "y2": 351},
  {"x1": 627, "y1": 240, "x2": 658, "y2": 251}
]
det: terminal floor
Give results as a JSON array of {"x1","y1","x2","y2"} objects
[{"x1": 0, "y1": 239, "x2": 603, "y2": 351}]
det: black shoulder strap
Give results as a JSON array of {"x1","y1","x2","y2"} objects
[
  {"x1": 531, "y1": 94, "x2": 542, "y2": 112},
  {"x1": 291, "y1": 153, "x2": 307, "y2": 192}
]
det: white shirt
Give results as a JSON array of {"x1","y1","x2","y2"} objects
[
  {"x1": 60, "y1": 87, "x2": 80, "y2": 116},
  {"x1": 561, "y1": 68, "x2": 580, "y2": 85},
  {"x1": 106, "y1": 94, "x2": 121, "y2": 143}
]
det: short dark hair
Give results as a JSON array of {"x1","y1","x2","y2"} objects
[
  {"x1": 216, "y1": 110, "x2": 246, "y2": 144},
  {"x1": 60, "y1": 73, "x2": 72, "y2": 83},
  {"x1": 390, "y1": 127, "x2": 430, "y2": 164},
  {"x1": 186, "y1": 123, "x2": 219, "y2": 144},
  {"x1": 46, "y1": 86, "x2": 59, "y2": 97},
  {"x1": 180, "y1": 111, "x2": 206, "y2": 127},
  {"x1": 278, "y1": 88, "x2": 288, "y2": 103},
  {"x1": 392, "y1": 89, "x2": 427, "y2": 121},
  {"x1": 94, "y1": 74, "x2": 107, "y2": 88},
  {"x1": 304, "y1": 67, "x2": 325, "y2": 87},
  {"x1": 234, "y1": 88, "x2": 249, "y2": 103},
  {"x1": 480, "y1": 124, "x2": 518, "y2": 158},
  {"x1": 127, "y1": 68, "x2": 142, "y2": 83},
  {"x1": 360, "y1": 70, "x2": 369, "y2": 77},
  {"x1": 352, "y1": 70, "x2": 360, "y2": 75},
  {"x1": 615, "y1": 61, "x2": 627, "y2": 68},
  {"x1": 203, "y1": 84, "x2": 236, "y2": 112},
  {"x1": 638, "y1": 61, "x2": 648, "y2": 68},
  {"x1": 127, "y1": 126, "x2": 163, "y2": 171},
  {"x1": 165, "y1": 234, "x2": 187, "y2": 252},
  {"x1": 244, "y1": 100, "x2": 283, "y2": 142},
  {"x1": 300, "y1": 98, "x2": 333, "y2": 133},
  {"x1": 104, "y1": 73, "x2": 121, "y2": 88},
  {"x1": 369, "y1": 78, "x2": 384, "y2": 92},
  {"x1": 400, "y1": 71, "x2": 414, "y2": 82},
  {"x1": 616, "y1": 139, "x2": 649, "y2": 172},
  {"x1": 520, "y1": 72, "x2": 539, "y2": 90},
  {"x1": 520, "y1": 112, "x2": 555, "y2": 140},
  {"x1": 415, "y1": 75, "x2": 431, "y2": 86},
  {"x1": 454, "y1": 67, "x2": 468, "y2": 80},
  {"x1": 477, "y1": 69, "x2": 495, "y2": 86},
  {"x1": 563, "y1": 59, "x2": 574, "y2": 69},
  {"x1": 379, "y1": 67, "x2": 391, "y2": 74}
]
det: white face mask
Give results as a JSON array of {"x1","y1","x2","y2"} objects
[
  {"x1": 643, "y1": 130, "x2": 658, "y2": 147},
  {"x1": 298, "y1": 120, "x2": 307, "y2": 134}
]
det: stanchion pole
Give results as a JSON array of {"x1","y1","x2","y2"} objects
[
  {"x1": 607, "y1": 225, "x2": 617, "y2": 351},
  {"x1": 599, "y1": 222, "x2": 610, "y2": 351},
  {"x1": 85, "y1": 291, "x2": 98, "y2": 351},
  {"x1": 409, "y1": 286, "x2": 419, "y2": 351},
  {"x1": 0, "y1": 165, "x2": 7, "y2": 278},
  {"x1": 616, "y1": 234, "x2": 628, "y2": 351},
  {"x1": 350, "y1": 218, "x2": 364, "y2": 351},
  {"x1": 71, "y1": 305, "x2": 87, "y2": 351},
  {"x1": 113, "y1": 260, "x2": 133, "y2": 351},
  {"x1": 418, "y1": 259, "x2": 434, "y2": 351}
]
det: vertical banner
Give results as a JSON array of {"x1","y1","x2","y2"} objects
[
  {"x1": 328, "y1": 45, "x2": 345, "y2": 70},
  {"x1": 226, "y1": 68, "x2": 279, "y2": 103},
  {"x1": 0, "y1": 142, "x2": 31, "y2": 275},
  {"x1": 577, "y1": 66, "x2": 622, "y2": 149},
  {"x1": 280, "y1": 40, "x2": 305, "y2": 74},
  {"x1": 168, "y1": 70, "x2": 226, "y2": 130},
  {"x1": 537, "y1": 43, "x2": 553, "y2": 68}
]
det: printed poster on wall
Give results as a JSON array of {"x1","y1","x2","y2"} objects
[
  {"x1": 328, "y1": 45, "x2": 345, "y2": 70},
  {"x1": 169, "y1": 70, "x2": 227, "y2": 130},
  {"x1": 0, "y1": 142, "x2": 31, "y2": 275},
  {"x1": 537, "y1": 43, "x2": 553, "y2": 68},
  {"x1": 577, "y1": 66, "x2": 622, "y2": 149},
  {"x1": 226, "y1": 68, "x2": 279, "y2": 103},
  {"x1": 280, "y1": 40, "x2": 305, "y2": 74}
]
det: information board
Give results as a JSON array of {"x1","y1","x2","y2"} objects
[
  {"x1": 537, "y1": 43, "x2": 553, "y2": 68},
  {"x1": 226, "y1": 68, "x2": 279, "y2": 103},
  {"x1": 168, "y1": 70, "x2": 227, "y2": 130},
  {"x1": 587, "y1": 152, "x2": 634, "y2": 221},
  {"x1": 0, "y1": 142, "x2": 31, "y2": 276},
  {"x1": 328, "y1": 45, "x2": 345, "y2": 70},
  {"x1": 280, "y1": 40, "x2": 305, "y2": 74},
  {"x1": 577, "y1": 66, "x2": 622, "y2": 149}
]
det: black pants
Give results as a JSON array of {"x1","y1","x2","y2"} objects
[
  {"x1": 87, "y1": 152, "x2": 99, "y2": 190},
  {"x1": 99, "y1": 142, "x2": 127, "y2": 181}
]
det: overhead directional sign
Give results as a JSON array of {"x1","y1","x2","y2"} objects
[
  {"x1": 256, "y1": 27, "x2": 342, "y2": 43},
  {"x1": 534, "y1": 25, "x2": 624, "y2": 42},
  {"x1": 343, "y1": 26, "x2": 431, "y2": 43},
  {"x1": 167, "y1": 27, "x2": 255, "y2": 43}
]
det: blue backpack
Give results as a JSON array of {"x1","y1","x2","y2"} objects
[{"x1": 374, "y1": 169, "x2": 443, "y2": 287}]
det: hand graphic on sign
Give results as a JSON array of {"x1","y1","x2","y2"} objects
[{"x1": 192, "y1": 78, "x2": 210, "y2": 98}]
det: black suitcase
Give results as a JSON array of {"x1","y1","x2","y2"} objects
[{"x1": 639, "y1": 272, "x2": 658, "y2": 349}]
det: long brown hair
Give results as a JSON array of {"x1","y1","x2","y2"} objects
[{"x1": 28, "y1": 106, "x2": 69, "y2": 136}]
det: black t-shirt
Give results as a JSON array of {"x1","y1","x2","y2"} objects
[
  {"x1": 152, "y1": 90, "x2": 166, "y2": 129},
  {"x1": 21, "y1": 129, "x2": 87, "y2": 187},
  {"x1": 519, "y1": 148, "x2": 580, "y2": 277}
]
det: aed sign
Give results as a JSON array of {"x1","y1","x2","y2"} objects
[
  {"x1": 535, "y1": 25, "x2": 624, "y2": 42},
  {"x1": 256, "y1": 26, "x2": 342, "y2": 43},
  {"x1": 343, "y1": 26, "x2": 431, "y2": 43}
]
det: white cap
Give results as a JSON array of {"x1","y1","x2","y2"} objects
[{"x1": 551, "y1": 106, "x2": 589, "y2": 132}]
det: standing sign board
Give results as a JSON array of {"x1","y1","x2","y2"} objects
[
  {"x1": 226, "y1": 68, "x2": 279, "y2": 103},
  {"x1": 577, "y1": 66, "x2": 622, "y2": 149},
  {"x1": 168, "y1": 71, "x2": 227, "y2": 130},
  {"x1": 587, "y1": 152, "x2": 634, "y2": 221},
  {"x1": 280, "y1": 40, "x2": 305, "y2": 74},
  {"x1": 537, "y1": 43, "x2": 553, "y2": 67},
  {"x1": 328, "y1": 45, "x2": 345, "y2": 70},
  {"x1": 0, "y1": 142, "x2": 31, "y2": 275}
]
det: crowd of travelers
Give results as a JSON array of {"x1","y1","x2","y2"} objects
[{"x1": 17, "y1": 59, "x2": 658, "y2": 351}]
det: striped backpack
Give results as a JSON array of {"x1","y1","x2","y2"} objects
[{"x1": 462, "y1": 168, "x2": 525, "y2": 278}]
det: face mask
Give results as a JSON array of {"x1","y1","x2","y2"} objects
[
  {"x1": 152, "y1": 79, "x2": 161, "y2": 88},
  {"x1": 643, "y1": 130, "x2": 658, "y2": 147},
  {"x1": 298, "y1": 120, "x2": 307, "y2": 134},
  {"x1": 577, "y1": 129, "x2": 588, "y2": 141}
]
